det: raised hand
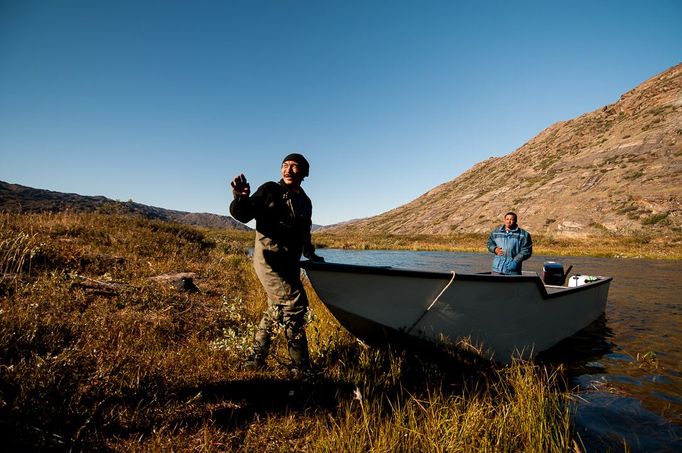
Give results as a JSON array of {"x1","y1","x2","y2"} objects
[{"x1": 230, "y1": 173, "x2": 250, "y2": 198}]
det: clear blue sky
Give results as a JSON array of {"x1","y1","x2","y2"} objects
[{"x1": 1, "y1": 1, "x2": 680, "y2": 226}]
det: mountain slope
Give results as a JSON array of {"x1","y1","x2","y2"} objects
[
  {"x1": 325, "y1": 63, "x2": 682, "y2": 238},
  {"x1": 0, "y1": 181, "x2": 251, "y2": 231}
]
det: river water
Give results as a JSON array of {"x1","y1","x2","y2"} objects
[{"x1": 313, "y1": 249, "x2": 682, "y2": 452}]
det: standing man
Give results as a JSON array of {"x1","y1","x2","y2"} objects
[
  {"x1": 229, "y1": 153, "x2": 323, "y2": 372},
  {"x1": 487, "y1": 212, "x2": 533, "y2": 275}
]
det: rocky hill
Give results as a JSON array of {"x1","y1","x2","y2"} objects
[
  {"x1": 0, "y1": 181, "x2": 251, "y2": 231},
  {"x1": 324, "y1": 63, "x2": 682, "y2": 238}
]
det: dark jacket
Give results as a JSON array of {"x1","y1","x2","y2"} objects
[
  {"x1": 230, "y1": 180, "x2": 316, "y2": 262},
  {"x1": 487, "y1": 225, "x2": 533, "y2": 275}
]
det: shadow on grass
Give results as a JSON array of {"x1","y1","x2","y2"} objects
[{"x1": 193, "y1": 376, "x2": 352, "y2": 425}]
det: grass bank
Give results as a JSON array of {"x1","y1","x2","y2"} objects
[
  {"x1": 1, "y1": 212, "x2": 602, "y2": 451},
  {"x1": 313, "y1": 231, "x2": 682, "y2": 260}
]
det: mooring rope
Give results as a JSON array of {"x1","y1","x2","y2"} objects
[{"x1": 406, "y1": 270, "x2": 456, "y2": 334}]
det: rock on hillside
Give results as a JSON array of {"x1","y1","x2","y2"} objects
[
  {"x1": 0, "y1": 180, "x2": 251, "y2": 231},
  {"x1": 325, "y1": 63, "x2": 682, "y2": 238}
]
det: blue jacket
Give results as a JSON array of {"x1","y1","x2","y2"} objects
[{"x1": 487, "y1": 225, "x2": 533, "y2": 275}]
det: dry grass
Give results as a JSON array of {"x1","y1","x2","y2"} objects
[{"x1": 0, "y1": 212, "x2": 598, "y2": 451}]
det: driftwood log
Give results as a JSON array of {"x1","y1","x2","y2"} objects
[
  {"x1": 71, "y1": 275, "x2": 132, "y2": 296},
  {"x1": 148, "y1": 272, "x2": 200, "y2": 293},
  {"x1": 71, "y1": 272, "x2": 200, "y2": 295}
]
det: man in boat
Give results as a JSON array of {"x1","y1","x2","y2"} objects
[
  {"x1": 487, "y1": 212, "x2": 533, "y2": 275},
  {"x1": 229, "y1": 153, "x2": 324, "y2": 374}
]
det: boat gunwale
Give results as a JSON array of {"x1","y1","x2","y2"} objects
[{"x1": 300, "y1": 260, "x2": 612, "y2": 300}]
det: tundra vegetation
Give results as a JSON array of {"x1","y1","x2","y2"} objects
[{"x1": 1, "y1": 212, "x2": 632, "y2": 451}]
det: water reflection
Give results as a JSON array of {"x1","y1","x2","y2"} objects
[
  {"x1": 537, "y1": 314, "x2": 615, "y2": 370},
  {"x1": 573, "y1": 391, "x2": 682, "y2": 452},
  {"x1": 312, "y1": 248, "x2": 682, "y2": 450}
]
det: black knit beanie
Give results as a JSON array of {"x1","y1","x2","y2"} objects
[{"x1": 282, "y1": 153, "x2": 310, "y2": 177}]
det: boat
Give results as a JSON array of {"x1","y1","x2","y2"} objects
[{"x1": 301, "y1": 260, "x2": 612, "y2": 363}]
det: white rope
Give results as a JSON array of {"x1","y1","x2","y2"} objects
[
  {"x1": 406, "y1": 271, "x2": 456, "y2": 334},
  {"x1": 426, "y1": 271, "x2": 456, "y2": 311}
]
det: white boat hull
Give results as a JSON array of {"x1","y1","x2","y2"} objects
[{"x1": 302, "y1": 261, "x2": 612, "y2": 363}]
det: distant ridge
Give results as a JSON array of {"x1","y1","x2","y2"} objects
[
  {"x1": 323, "y1": 63, "x2": 682, "y2": 238},
  {"x1": 0, "y1": 180, "x2": 251, "y2": 231}
]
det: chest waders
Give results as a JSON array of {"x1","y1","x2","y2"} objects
[{"x1": 248, "y1": 191, "x2": 310, "y2": 369}]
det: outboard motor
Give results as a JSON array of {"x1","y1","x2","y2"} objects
[{"x1": 542, "y1": 261, "x2": 565, "y2": 285}]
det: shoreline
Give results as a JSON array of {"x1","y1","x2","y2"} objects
[{"x1": 312, "y1": 232, "x2": 682, "y2": 261}]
